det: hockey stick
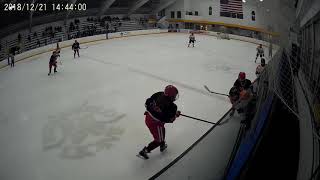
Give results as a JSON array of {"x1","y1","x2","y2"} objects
[
  {"x1": 80, "y1": 46, "x2": 89, "y2": 49},
  {"x1": 181, "y1": 114, "x2": 216, "y2": 125},
  {"x1": 204, "y1": 85, "x2": 229, "y2": 97}
]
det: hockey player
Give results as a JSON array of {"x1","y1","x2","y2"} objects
[
  {"x1": 188, "y1": 32, "x2": 196, "y2": 47},
  {"x1": 232, "y1": 88, "x2": 254, "y2": 116},
  {"x1": 55, "y1": 42, "x2": 62, "y2": 64},
  {"x1": 255, "y1": 44, "x2": 264, "y2": 63},
  {"x1": 255, "y1": 58, "x2": 266, "y2": 78},
  {"x1": 10, "y1": 54, "x2": 14, "y2": 67},
  {"x1": 233, "y1": 72, "x2": 252, "y2": 92},
  {"x1": 72, "y1": 40, "x2": 80, "y2": 58},
  {"x1": 138, "y1": 85, "x2": 181, "y2": 159},
  {"x1": 48, "y1": 51, "x2": 59, "y2": 76}
]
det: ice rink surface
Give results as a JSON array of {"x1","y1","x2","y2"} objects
[{"x1": 0, "y1": 33, "x2": 260, "y2": 180}]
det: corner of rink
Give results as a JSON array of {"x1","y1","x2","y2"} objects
[{"x1": 149, "y1": 109, "x2": 243, "y2": 180}]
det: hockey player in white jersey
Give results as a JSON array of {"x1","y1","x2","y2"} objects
[
  {"x1": 255, "y1": 44, "x2": 264, "y2": 63},
  {"x1": 188, "y1": 33, "x2": 196, "y2": 47}
]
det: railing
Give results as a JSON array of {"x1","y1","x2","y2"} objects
[
  {"x1": 223, "y1": 45, "x2": 320, "y2": 179},
  {"x1": 295, "y1": 11, "x2": 320, "y2": 179}
]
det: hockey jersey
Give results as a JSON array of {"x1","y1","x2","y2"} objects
[
  {"x1": 229, "y1": 86, "x2": 240, "y2": 104},
  {"x1": 233, "y1": 79, "x2": 252, "y2": 91},
  {"x1": 49, "y1": 54, "x2": 58, "y2": 64},
  {"x1": 145, "y1": 92, "x2": 178, "y2": 123},
  {"x1": 72, "y1": 42, "x2": 80, "y2": 50},
  {"x1": 256, "y1": 65, "x2": 265, "y2": 77},
  {"x1": 257, "y1": 46, "x2": 264, "y2": 54}
]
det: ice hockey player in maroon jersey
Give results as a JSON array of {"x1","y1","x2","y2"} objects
[
  {"x1": 138, "y1": 85, "x2": 181, "y2": 159},
  {"x1": 48, "y1": 51, "x2": 59, "y2": 76},
  {"x1": 72, "y1": 40, "x2": 80, "y2": 58},
  {"x1": 233, "y1": 72, "x2": 252, "y2": 92}
]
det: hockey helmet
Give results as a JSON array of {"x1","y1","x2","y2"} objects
[
  {"x1": 238, "y1": 72, "x2": 246, "y2": 80},
  {"x1": 164, "y1": 85, "x2": 179, "y2": 101}
]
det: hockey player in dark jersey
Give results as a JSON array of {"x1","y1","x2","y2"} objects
[
  {"x1": 138, "y1": 85, "x2": 181, "y2": 159},
  {"x1": 72, "y1": 40, "x2": 80, "y2": 58},
  {"x1": 188, "y1": 32, "x2": 196, "y2": 47},
  {"x1": 233, "y1": 72, "x2": 252, "y2": 92},
  {"x1": 48, "y1": 51, "x2": 59, "y2": 76}
]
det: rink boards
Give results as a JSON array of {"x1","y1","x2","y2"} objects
[{"x1": 0, "y1": 29, "x2": 279, "y2": 70}]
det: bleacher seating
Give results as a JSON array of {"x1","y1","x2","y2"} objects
[
  {"x1": 0, "y1": 15, "x2": 155, "y2": 62},
  {"x1": 118, "y1": 21, "x2": 144, "y2": 32}
]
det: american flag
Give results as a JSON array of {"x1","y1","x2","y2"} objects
[{"x1": 220, "y1": 0, "x2": 243, "y2": 19}]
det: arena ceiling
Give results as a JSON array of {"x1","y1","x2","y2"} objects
[
  {"x1": 0, "y1": 0, "x2": 176, "y2": 29},
  {"x1": 0, "y1": 0, "x2": 174, "y2": 15}
]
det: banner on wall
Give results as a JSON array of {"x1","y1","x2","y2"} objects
[{"x1": 220, "y1": 0, "x2": 244, "y2": 19}]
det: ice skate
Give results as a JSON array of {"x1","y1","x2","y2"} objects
[
  {"x1": 160, "y1": 143, "x2": 167, "y2": 152},
  {"x1": 137, "y1": 147, "x2": 149, "y2": 159}
]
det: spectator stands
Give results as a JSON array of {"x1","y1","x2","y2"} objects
[{"x1": 0, "y1": 15, "x2": 154, "y2": 61}]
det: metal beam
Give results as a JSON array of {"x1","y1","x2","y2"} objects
[
  {"x1": 151, "y1": 0, "x2": 177, "y2": 14},
  {"x1": 98, "y1": 0, "x2": 117, "y2": 16},
  {"x1": 127, "y1": 0, "x2": 151, "y2": 15}
]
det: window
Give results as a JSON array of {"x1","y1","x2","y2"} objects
[
  {"x1": 177, "y1": 11, "x2": 181, "y2": 18},
  {"x1": 209, "y1": 7, "x2": 212, "y2": 15},
  {"x1": 158, "y1": 9, "x2": 165, "y2": 17},
  {"x1": 195, "y1": 11, "x2": 199, "y2": 16},
  {"x1": 171, "y1": 11, "x2": 175, "y2": 18}
]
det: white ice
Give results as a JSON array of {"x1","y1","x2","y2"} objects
[{"x1": 0, "y1": 33, "x2": 260, "y2": 180}]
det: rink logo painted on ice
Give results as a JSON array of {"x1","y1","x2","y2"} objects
[{"x1": 42, "y1": 102, "x2": 126, "y2": 159}]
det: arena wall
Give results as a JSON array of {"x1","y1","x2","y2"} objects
[
  {"x1": 0, "y1": 29, "x2": 278, "y2": 69},
  {"x1": 164, "y1": 0, "x2": 296, "y2": 41}
]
